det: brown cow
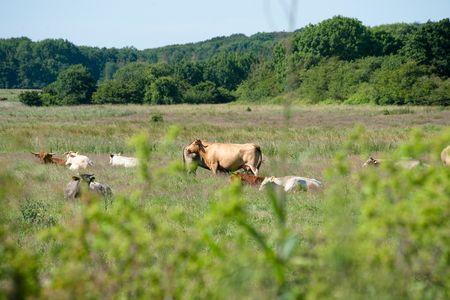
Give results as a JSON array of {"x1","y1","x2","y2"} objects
[
  {"x1": 184, "y1": 139, "x2": 262, "y2": 175},
  {"x1": 230, "y1": 173, "x2": 265, "y2": 186},
  {"x1": 51, "y1": 156, "x2": 67, "y2": 165},
  {"x1": 31, "y1": 151, "x2": 66, "y2": 165},
  {"x1": 31, "y1": 151, "x2": 54, "y2": 164}
]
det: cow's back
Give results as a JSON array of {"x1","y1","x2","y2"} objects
[{"x1": 207, "y1": 143, "x2": 260, "y2": 169}]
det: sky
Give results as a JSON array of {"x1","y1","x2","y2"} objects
[{"x1": 1, "y1": 0, "x2": 449, "y2": 50}]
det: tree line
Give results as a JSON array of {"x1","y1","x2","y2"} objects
[{"x1": 2, "y1": 16, "x2": 448, "y2": 106}]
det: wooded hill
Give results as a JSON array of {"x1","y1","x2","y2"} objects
[{"x1": 2, "y1": 16, "x2": 449, "y2": 105}]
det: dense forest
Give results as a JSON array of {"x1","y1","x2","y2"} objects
[{"x1": 1, "y1": 16, "x2": 449, "y2": 105}]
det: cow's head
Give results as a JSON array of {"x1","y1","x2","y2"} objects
[
  {"x1": 31, "y1": 151, "x2": 54, "y2": 163},
  {"x1": 64, "y1": 151, "x2": 79, "y2": 158},
  {"x1": 259, "y1": 176, "x2": 276, "y2": 191},
  {"x1": 80, "y1": 173, "x2": 95, "y2": 183},
  {"x1": 362, "y1": 156, "x2": 380, "y2": 167}
]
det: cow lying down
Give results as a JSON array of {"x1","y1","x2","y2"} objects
[
  {"x1": 109, "y1": 153, "x2": 138, "y2": 168},
  {"x1": 64, "y1": 151, "x2": 94, "y2": 170},
  {"x1": 259, "y1": 176, "x2": 323, "y2": 192},
  {"x1": 362, "y1": 156, "x2": 428, "y2": 169},
  {"x1": 230, "y1": 173, "x2": 265, "y2": 186},
  {"x1": 31, "y1": 151, "x2": 66, "y2": 165}
]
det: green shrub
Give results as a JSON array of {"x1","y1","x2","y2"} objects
[
  {"x1": 20, "y1": 199, "x2": 56, "y2": 226},
  {"x1": 19, "y1": 91, "x2": 42, "y2": 106},
  {"x1": 309, "y1": 128, "x2": 450, "y2": 300},
  {"x1": 150, "y1": 112, "x2": 163, "y2": 123}
]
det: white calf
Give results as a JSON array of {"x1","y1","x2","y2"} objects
[
  {"x1": 65, "y1": 151, "x2": 94, "y2": 170},
  {"x1": 259, "y1": 176, "x2": 323, "y2": 192},
  {"x1": 109, "y1": 153, "x2": 138, "y2": 168}
]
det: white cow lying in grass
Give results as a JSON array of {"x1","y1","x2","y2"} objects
[
  {"x1": 362, "y1": 156, "x2": 428, "y2": 169},
  {"x1": 64, "y1": 151, "x2": 94, "y2": 170},
  {"x1": 259, "y1": 176, "x2": 323, "y2": 192},
  {"x1": 109, "y1": 153, "x2": 138, "y2": 168}
]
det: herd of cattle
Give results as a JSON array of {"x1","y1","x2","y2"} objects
[{"x1": 30, "y1": 140, "x2": 450, "y2": 201}]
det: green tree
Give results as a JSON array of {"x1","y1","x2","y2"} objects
[
  {"x1": 184, "y1": 81, "x2": 234, "y2": 104},
  {"x1": 93, "y1": 62, "x2": 152, "y2": 104},
  {"x1": 401, "y1": 18, "x2": 450, "y2": 76},
  {"x1": 145, "y1": 76, "x2": 181, "y2": 104},
  {"x1": 18, "y1": 91, "x2": 43, "y2": 106},
  {"x1": 42, "y1": 64, "x2": 96, "y2": 105},
  {"x1": 293, "y1": 16, "x2": 375, "y2": 60}
]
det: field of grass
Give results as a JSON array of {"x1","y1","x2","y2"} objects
[
  {"x1": 1, "y1": 98, "x2": 449, "y2": 299},
  {"x1": 0, "y1": 88, "x2": 40, "y2": 102}
]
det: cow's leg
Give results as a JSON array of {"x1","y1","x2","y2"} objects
[{"x1": 210, "y1": 162, "x2": 219, "y2": 175}]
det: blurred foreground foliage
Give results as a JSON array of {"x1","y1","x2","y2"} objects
[{"x1": 1, "y1": 128, "x2": 449, "y2": 299}]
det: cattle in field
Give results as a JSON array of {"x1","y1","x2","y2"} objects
[
  {"x1": 50, "y1": 156, "x2": 67, "y2": 165},
  {"x1": 183, "y1": 139, "x2": 262, "y2": 175},
  {"x1": 441, "y1": 146, "x2": 450, "y2": 166},
  {"x1": 64, "y1": 176, "x2": 81, "y2": 199},
  {"x1": 31, "y1": 151, "x2": 66, "y2": 165},
  {"x1": 64, "y1": 151, "x2": 94, "y2": 170},
  {"x1": 230, "y1": 173, "x2": 265, "y2": 186},
  {"x1": 363, "y1": 156, "x2": 427, "y2": 169},
  {"x1": 31, "y1": 151, "x2": 54, "y2": 164},
  {"x1": 109, "y1": 153, "x2": 138, "y2": 168},
  {"x1": 259, "y1": 176, "x2": 323, "y2": 192},
  {"x1": 183, "y1": 141, "x2": 210, "y2": 173}
]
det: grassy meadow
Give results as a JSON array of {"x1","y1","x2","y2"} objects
[{"x1": 1, "y1": 98, "x2": 450, "y2": 299}]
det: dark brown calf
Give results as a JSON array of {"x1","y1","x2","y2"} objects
[
  {"x1": 230, "y1": 173, "x2": 265, "y2": 186},
  {"x1": 51, "y1": 157, "x2": 67, "y2": 165},
  {"x1": 31, "y1": 151, "x2": 66, "y2": 165},
  {"x1": 31, "y1": 151, "x2": 53, "y2": 163}
]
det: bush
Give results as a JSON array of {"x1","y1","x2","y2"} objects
[
  {"x1": 144, "y1": 76, "x2": 182, "y2": 105},
  {"x1": 150, "y1": 112, "x2": 163, "y2": 123},
  {"x1": 19, "y1": 91, "x2": 42, "y2": 106},
  {"x1": 309, "y1": 128, "x2": 450, "y2": 299},
  {"x1": 39, "y1": 64, "x2": 96, "y2": 105},
  {"x1": 184, "y1": 81, "x2": 235, "y2": 104}
]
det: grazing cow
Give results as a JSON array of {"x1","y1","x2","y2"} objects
[
  {"x1": 64, "y1": 151, "x2": 94, "y2": 170},
  {"x1": 259, "y1": 176, "x2": 323, "y2": 192},
  {"x1": 183, "y1": 139, "x2": 263, "y2": 175},
  {"x1": 80, "y1": 173, "x2": 112, "y2": 197},
  {"x1": 183, "y1": 142, "x2": 210, "y2": 173},
  {"x1": 64, "y1": 176, "x2": 81, "y2": 200},
  {"x1": 230, "y1": 173, "x2": 265, "y2": 186},
  {"x1": 363, "y1": 156, "x2": 427, "y2": 169},
  {"x1": 109, "y1": 153, "x2": 138, "y2": 168},
  {"x1": 441, "y1": 145, "x2": 450, "y2": 166}
]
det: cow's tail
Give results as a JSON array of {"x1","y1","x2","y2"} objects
[{"x1": 255, "y1": 145, "x2": 263, "y2": 170}]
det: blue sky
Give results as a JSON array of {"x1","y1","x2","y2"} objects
[{"x1": 1, "y1": 0, "x2": 449, "y2": 49}]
